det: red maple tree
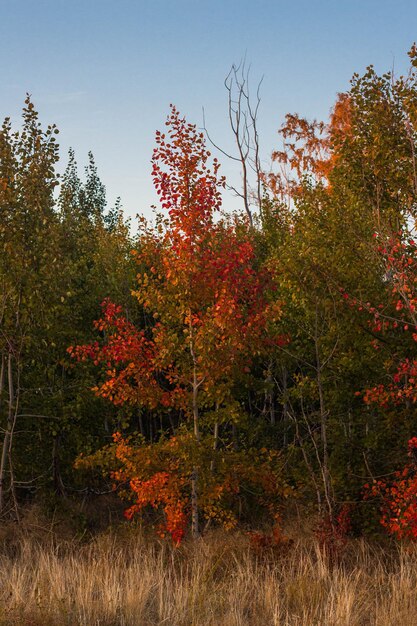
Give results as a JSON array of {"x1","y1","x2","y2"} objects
[{"x1": 69, "y1": 106, "x2": 286, "y2": 541}]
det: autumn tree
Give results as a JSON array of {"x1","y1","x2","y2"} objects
[{"x1": 71, "y1": 106, "x2": 287, "y2": 540}]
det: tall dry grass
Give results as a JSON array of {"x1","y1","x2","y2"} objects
[{"x1": 0, "y1": 524, "x2": 416, "y2": 626}]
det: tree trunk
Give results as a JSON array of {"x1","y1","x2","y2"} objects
[
  {"x1": 266, "y1": 361, "x2": 275, "y2": 425},
  {"x1": 314, "y1": 307, "x2": 334, "y2": 521},
  {"x1": 191, "y1": 468, "x2": 199, "y2": 539},
  {"x1": 282, "y1": 366, "x2": 289, "y2": 446},
  {"x1": 210, "y1": 420, "x2": 219, "y2": 473},
  {"x1": 191, "y1": 362, "x2": 200, "y2": 539},
  {"x1": 0, "y1": 352, "x2": 14, "y2": 515}
]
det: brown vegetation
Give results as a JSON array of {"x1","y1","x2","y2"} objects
[{"x1": 0, "y1": 517, "x2": 416, "y2": 626}]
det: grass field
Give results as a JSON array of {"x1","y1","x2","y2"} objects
[{"x1": 1, "y1": 514, "x2": 417, "y2": 626}]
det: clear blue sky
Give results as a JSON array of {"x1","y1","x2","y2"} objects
[{"x1": 2, "y1": 0, "x2": 417, "y2": 221}]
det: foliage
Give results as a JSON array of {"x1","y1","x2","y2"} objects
[
  {"x1": 5, "y1": 47, "x2": 417, "y2": 543},
  {"x1": 364, "y1": 438, "x2": 417, "y2": 540},
  {"x1": 0, "y1": 98, "x2": 134, "y2": 511},
  {"x1": 76, "y1": 430, "x2": 289, "y2": 544},
  {"x1": 70, "y1": 107, "x2": 287, "y2": 541}
]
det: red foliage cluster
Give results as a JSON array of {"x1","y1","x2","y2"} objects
[
  {"x1": 68, "y1": 298, "x2": 178, "y2": 409},
  {"x1": 364, "y1": 438, "x2": 417, "y2": 540},
  {"x1": 152, "y1": 105, "x2": 224, "y2": 236},
  {"x1": 340, "y1": 233, "x2": 417, "y2": 407},
  {"x1": 111, "y1": 432, "x2": 188, "y2": 545},
  {"x1": 362, "y1": 235, "x2": 417, "y2": 406}
]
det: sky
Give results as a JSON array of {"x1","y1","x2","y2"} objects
[{"x1": 2, "y1": 0, "x2": 417, "y2": 224}]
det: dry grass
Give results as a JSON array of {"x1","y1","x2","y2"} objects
[{"x1": 0, "y1": 523, "x2": 416, "y2": 626}]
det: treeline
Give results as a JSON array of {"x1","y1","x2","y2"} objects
[
  {"x1": 2, "y1": 48, "x2": 417, "y2": 540},
  {"x1": 0, "y1": 98, "x2": 137, "y2": 515}
]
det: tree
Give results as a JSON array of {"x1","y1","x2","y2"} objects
[
  {"x1": 204, "y1": 60, "x2": 264, "y2": 225},
  {"x1": 0, "y1": 100, "x2": 135, "y2": 514},
  {"x1": 70, "y1": 106, "x2": 286, "y2": 540},
  {"x1": 0, "y1": 97, "x2": 60, "y2": 514},
  {"x1": 258, "y1": 51, "x2": 417, "y2": 525}
]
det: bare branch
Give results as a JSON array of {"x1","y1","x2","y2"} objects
[{"x1": 203, "y1": 59, "x2": 264, "y2": 225}]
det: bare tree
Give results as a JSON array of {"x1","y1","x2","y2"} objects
[{"x1": 203, "y1": 60, "x2": 263, "y2": 225}]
